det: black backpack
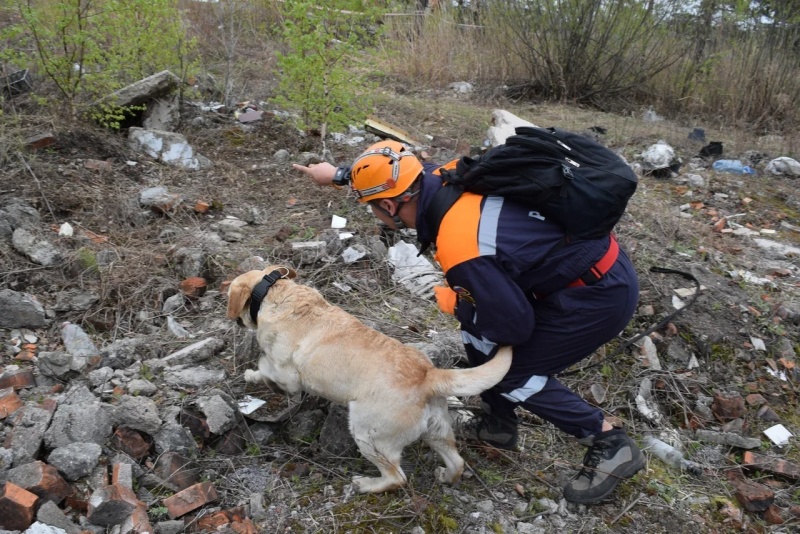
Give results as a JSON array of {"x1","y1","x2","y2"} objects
[{"x1": 421, "y1": 126, "x2": 638, "y2": 251}]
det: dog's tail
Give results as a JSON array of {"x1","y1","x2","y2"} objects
[{"x1": 425, "y1": 346, "x2": 512, "y2": 398}]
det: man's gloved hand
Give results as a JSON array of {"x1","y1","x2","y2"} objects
[{"x1": 434, "y1": 285, "x2": 457, "y2": 315}]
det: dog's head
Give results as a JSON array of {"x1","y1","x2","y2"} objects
[{"x1": 226, "y1": 265, "x2": 297, "y2": 328}]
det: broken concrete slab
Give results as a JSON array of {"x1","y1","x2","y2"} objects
[
  {"x1": 128, "y1": 127, "x2": 211, "y2": 170},
  {"x1": 93, "y1": 70, "x2": 180, "y2": 110}
]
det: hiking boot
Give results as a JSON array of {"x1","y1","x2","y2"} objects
[
  {"x1": 562, "y1": 429, "x2": 645, "y2": 504},
  {"x1": 456, "y1": 403, "x2": 519, "y2": 451}
]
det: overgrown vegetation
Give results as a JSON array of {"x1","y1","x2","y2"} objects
[
  {"x1": 1, "y1": 0, "x2": 798, "y2": 137},
  {"x1": 271, "y1": 0, "x2": 384, "y2": 136},
  {"x1": 0, "y1": 0, "x2": 196, "y2": 118}
]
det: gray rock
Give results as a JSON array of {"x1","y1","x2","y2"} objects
[
  {"x1": 60, "y1": 384, "x2": 98, "y2": 405},
  {"x1": 113, "y1": 395, "x2": 162, "y2": 435},
  {"x1": 195, "y1": 394, "x2": 236, "y2": 435},
  {"x1": 53, "y1": 290, "x2": 99, "y2": 312},
  {"x1": 694, "y1": 429, "x2": 761, "y2": 449},
  {"x1": 87, "y1": 485, "x2": 136, "y2": 526},
  {"x1": 100, "y1": 336, "x2": 154, "y2": 369},
  {"x1": 87, "y1": 367, "x2": 114, "y2": 389},
  {"x1": 161, "y1": 337, "x2": 225, "y2": 365},
  {"x1": 0, "y1": 197, "x2": 40, "y2": 230},
  {"x1": 286, "y1": 409, "x2": 325, "y2": 443},
  {"x1": 36, "y1": 500, "x2": 82, "y2": 534},
  {"x1": 37, "y1": 352, "x2": 86, "y2": 380},
  {"x1": 44, "y1": 402, "x2": 113, "y2": 449},
  {"x1": 47, "y1": 442, "x2": 102, "y2": 481},
  {"x1": 61, "y1": 323, "x2": 99, "y2": 358},
  {"x1": 126, "y1": 379, "x2": 157, "y2": 396},
  {"x1": 171, "y1": 247, "x2": 208, "y2": 278},
  {"x1": 155, "y1": 520, "x2": 185, "y2": 534},
  {"x1": 21, "y1": 521, "x2": 69, "y2": 534},
  {"x1": 319, "y1": 405, "x2": 357, "y2": 458},
  {"x1": 12, "y1": 228, "x2": 61, "y2": 266},
  {"x1": 5, "y1": 404, "x2": 54, "y2": 466},
  {"x1": 163, "y1": 365, "x2": 225, "y2": 388},
  {"x1": 0, "y1": 289, "x2": 46, "y2": 329},
  {"x1": 273, "y1": 149, "x2": 291, "y2": 164},
  {"x1": 153, "y1": 422, "x2": 198, "y2": 457},
  {"x1": 0, "y1": 447, "x2": 14, "y2": 472},
  {"x1": 232, "y1": 466, "x2": 272, "y2": 493}
]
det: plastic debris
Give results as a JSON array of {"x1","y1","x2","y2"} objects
[
  {"x1": 712, "y1": 160, "x2": 755, "y2": 175},
  {"x1": 238, "y1": 395, "x2": 267, "y2": 415},
  {"x1": 643, "y1": 436, "x2": 703, "y2": 475},
  {"x1": 765, "y1": 157, "x2": 800, "y2": 176},
  {"x1": 763, "y1": 424, "x2": 793, "y2": 446},
  {"x1": 387, "y1": 241, "x2": 443, "y2": 297},
  {"x1": 331, "y1": 215, "x2": 347, "y2": 229}
]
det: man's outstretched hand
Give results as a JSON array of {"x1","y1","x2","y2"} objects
[{"x1": 293, "y1": 162, "x2": 337, "y2": 187}]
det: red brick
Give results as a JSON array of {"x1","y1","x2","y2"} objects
[
  {"x1": 0, "y1": 387, "x2": 23, "y2": 419},
  {"x1": 764, "y1": 505, "x2": 784, "y2": 525},
  {"x1": 0, "y1": 482, "x2": 39, "y2": 531},
  {"x1": 153, "y1": 452, "x2": 199, "y2": 491},
  {"x1": 194, "y1": 201, "x2": 210, "y2": 214},
  {"x1": 84, "y1": 159, "x2": 113, "y2": 172},
  {"x1": 179, "y1": 277, "x2": 207, "y2": 298},
  {"x1": 120, "y1": 503, "x2": 152, "y2": 534},
  {"x1": 196, "y1": 510, "x2": 231, "y2": 531},
  {"x1": 231, "y1": 518, "x2": 257, "y2": 534},
  {"x1": 0, "y1": 369, "x2": 36, "y2": 390},
  {"x1": 87, "y1": 483, "x2": 139, "y2": 527},
  {"x1": 743, "y1": 451, "x2": 800, "y2": 480},
  {"x1": 744, "y1": 393, "x2": 766, "y2": 406},
  {"x1": 110, "y1": 427, "x2": 152, "y2": 461},
  {"x1": 25, "y1": 132, "x2": 56, "y2": 150},
  {"x1": 711, "y1": 391, "x2": 746, "y2": 421},
  {"x1": 7, "y1": 461, "x2": 71, "y2": 504},
  {"x1": 163, "y1": 481, "x2": 218, "y2": 519},
  {"x1": 730, "y1": 477, "x2": 774, "y2": 512}
]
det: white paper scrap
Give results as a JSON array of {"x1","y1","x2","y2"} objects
[
  {"x1": 238, "y1": 395, "x2": 267, "y2": 415},
  {"x1": 763, "y1": 424, "x2": 793, "y2": 446},
  {"x1": 58, "y1": 222, "x2": 74, "y2": 237},
  {"x1": 672, "y1": 295, "x2": 685, "y2": 310},
  {"x1": 750, "y1": 337, "x2": 766, "y2": 351},
  {"x1": 331, "y1": 215, "x2": 347, "y2": 229}
]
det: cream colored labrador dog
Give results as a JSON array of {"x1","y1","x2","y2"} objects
[{"x1": 226, "y1": 266, "x2": 512, "y2": 494}]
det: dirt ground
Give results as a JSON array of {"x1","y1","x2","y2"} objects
[{"x1": 1, "y1": 87, "x2": 799, "y2": 533}]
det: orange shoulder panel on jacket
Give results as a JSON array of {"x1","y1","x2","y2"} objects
[
  {"x1": 433, "y1": 193, "x2": 482, "y2": 273},
  {"x1": 432, "y1": 159, "x2": 460, "y2": 175}
]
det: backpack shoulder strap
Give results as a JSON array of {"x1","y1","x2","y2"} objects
[{"x1": 419, "y1": 181, "x2": 464, "y2": 255}]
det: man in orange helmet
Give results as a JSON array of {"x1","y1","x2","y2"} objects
[{"x1": 293, "y1": 140, "x2": 644, "y2": 505}]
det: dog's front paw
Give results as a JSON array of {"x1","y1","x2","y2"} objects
[{"x1": 244, "y1": 369, "x2": 262, "y2": 384}]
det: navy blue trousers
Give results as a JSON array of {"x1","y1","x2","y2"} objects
[{"x1": 464, "y1": 250, "x2": 639, "y2": 439}]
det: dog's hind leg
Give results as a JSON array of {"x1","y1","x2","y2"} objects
[
  {"x1": 351, "y1": 435, "x2": 407, "y2": 493},
  {"x1": 423, "y1": 400, "x2": 465, "y2": 484},
  {"x1": 349, "y1": 405, "x2": 408, "y2": 493}
]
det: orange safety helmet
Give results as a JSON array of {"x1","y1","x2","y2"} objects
[{"x1": 350, "y1": 140, "x2": 423, "y2": 203}]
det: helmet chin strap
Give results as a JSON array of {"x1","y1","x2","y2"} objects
[
  {"x1": 371, "y1": 187, "x2": 420, "y2": 230},
  {"x1": 372, "y1": 202, "x2": 406, "y2": 229}
]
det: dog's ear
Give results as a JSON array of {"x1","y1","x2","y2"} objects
[{"x1": 226, "y1": 282, "x2": 251, "y2": 320}]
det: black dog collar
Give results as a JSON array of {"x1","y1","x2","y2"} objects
[{"x1": 249, "y1": 268, "x2": 290, "y2": 324}]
